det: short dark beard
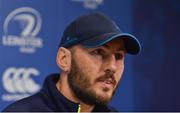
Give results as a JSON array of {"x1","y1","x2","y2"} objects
[{"x1": 68, "y1": 57, "x2": 112, "y2": 105}]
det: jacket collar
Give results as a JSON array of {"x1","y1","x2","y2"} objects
[{"x1": 41, "y1": 74, "x2": 79, "y2": 111}]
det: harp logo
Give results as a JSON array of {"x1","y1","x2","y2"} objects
[{"x1": 2, "y1": 7, "x2": 43, "y2": 54}]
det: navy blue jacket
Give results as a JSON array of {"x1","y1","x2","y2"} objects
[{"x1": 2, "y1": 74, "x2": 118, "y2": 112}]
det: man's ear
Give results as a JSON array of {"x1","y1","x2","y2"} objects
[{"x1": 56, "y1": 47, "x2": 72, "y2": 73}]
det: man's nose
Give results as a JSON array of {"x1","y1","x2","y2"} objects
[{"x1": 105, "y1": 55, "x2": 117, "y2": 73}]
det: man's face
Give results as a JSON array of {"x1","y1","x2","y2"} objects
[{"x1": 68, "y1": 38, "x2": 125, "y2": 105}]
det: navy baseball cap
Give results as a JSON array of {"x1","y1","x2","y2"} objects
[{"x1": 59, "y1": 12, "x2": 141, "y2": 55}]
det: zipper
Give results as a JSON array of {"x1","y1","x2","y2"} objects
[{"x1": 77, "y1": 104, "x2": 81, "y2": 113}]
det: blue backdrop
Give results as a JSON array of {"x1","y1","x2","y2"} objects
[{"x1": 0, "y1": 0, "x2": 180, "y2": 111}]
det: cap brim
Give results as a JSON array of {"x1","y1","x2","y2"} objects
[{"x1": 81, "y1": 33, "x2": 141, "y2": 55}]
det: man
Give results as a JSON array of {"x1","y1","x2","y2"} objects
[{"x1": 2, "y1": 12, "x2": 141, "y2": 112}]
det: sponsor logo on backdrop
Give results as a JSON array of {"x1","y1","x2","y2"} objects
[
  {"x1": 71, "y1": 0, "x2": 104, "y2": 9},
  {"x1": 1, "y1": 67, "x2": 40, "y2": 101},
  {"x1": 2, "y1": 7, "x2": 43, "y2": 54}
]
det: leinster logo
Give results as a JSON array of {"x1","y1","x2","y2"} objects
[
  {"x1": 71, "y1": 0, "x2": 104, "y2": 9},
  {"x1": 2, "y1": 7, "x2": 43, "y2": 54}
]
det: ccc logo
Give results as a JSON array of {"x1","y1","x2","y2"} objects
[{"x1": 2, "y1": 67, "x2": 40, "y2": 93}]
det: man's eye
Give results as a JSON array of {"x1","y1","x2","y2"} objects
[
  {"x1": 91, "y1": 49, "x2": 104, "y2": 56},
  {"x1": 115, "y1": 53, "x2": 124, "y2": 60}
]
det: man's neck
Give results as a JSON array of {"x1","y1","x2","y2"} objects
[
  {"x1": 79, "y1": 103, "x2": 94, "y2": 112},
  {"x1": 56, "y1": 73, "x2": 95, "y2": 112}
]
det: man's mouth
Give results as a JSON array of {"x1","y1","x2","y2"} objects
[
  {"x1": 98, "y1": 79, "x2": 116, "y2": 89},
  {"x1": 95, "y1": 74, "x2": 117, "y2": 91},
  {"x1": 104, "y1": 79, "x2": 115, "y2": 85}
]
